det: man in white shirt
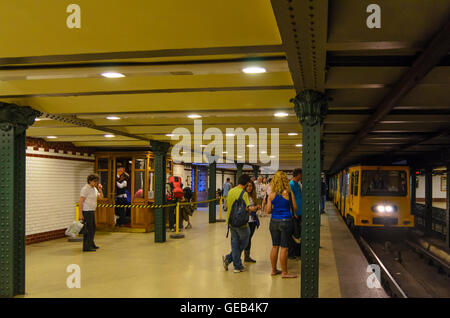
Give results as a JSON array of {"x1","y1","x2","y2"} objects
[
  {"x1": 79, "y1": 174, "x2": 104, "y2": 252},
  {"x1": 254, "y1": 176, "x2": 265, "y2": 212}
]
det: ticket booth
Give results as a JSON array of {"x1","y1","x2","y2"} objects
[{"x1": 95, "y1": 151, "x2": 173, "y2": 232}]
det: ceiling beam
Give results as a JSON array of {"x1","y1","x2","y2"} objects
[
  {"x1": 271, "y1": 0, "x2": 328, "y2": 92},
  {"x1": 329, "y1": 17, "x2": 450, "y2": 174}
]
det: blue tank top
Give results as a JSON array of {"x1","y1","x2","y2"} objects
[{"x1": 271, "y1": 194, "x2": 292, "y2": 219}]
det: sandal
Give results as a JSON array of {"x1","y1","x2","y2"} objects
[
  {"x1": 282, "y1": 273, "x2": 298, "y2": 278},
  {"x1": 271, "y1": 269, "x2": 282, "y2": 276}
]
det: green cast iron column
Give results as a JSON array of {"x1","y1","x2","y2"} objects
[
  {"x1": 0, "y1": 103, "x2": 39, "y2": 297},
  {"x1": 235, "y1": 162, "x2": 244, "y2": 183},
  {"x1": 291, "y1": 90, "x2": 328, "y2": 298},
  {"x1": 208, "y1": 157, "x2": 217, "y2": 223},
  {"x1": 151, "y1": 140, "x2": 170, "y2": 243}
]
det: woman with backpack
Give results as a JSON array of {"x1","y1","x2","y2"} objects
[{"x1": 265, "y1": 171, "x2": 298, "y2": 278}]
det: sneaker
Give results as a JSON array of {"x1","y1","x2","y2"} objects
[
  {"x1": 222, "y1": 255, "x2": 230, "y2": 271},
  {"x1": 292, "y1": 235, "x2": 301, "y2": 244},
  {"x1": 233, "y1": 266, "x2": 246, "y2": 273},
  {"x1": 244, "y1": 256, "x2": 256, "y2": 263}
]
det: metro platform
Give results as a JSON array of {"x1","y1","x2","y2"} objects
[{"x1": 22, "y1": 202, "x2": 387, "y2": 298}]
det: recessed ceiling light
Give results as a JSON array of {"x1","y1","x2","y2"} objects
[
  {"x1": 47, "y1": 136, "x2": 57, "y2": 139},
  {"x1": 222, "y1": 151, "x2": 228, "y2": 154},
  {"x1": 260, "y1": 151, "x2": 267, "y2": 154},
  {"x1": 288, "y1": 132, "x2": 298, "y2": 136},
  {"x1": 247, "y1": 144, "x2": 255, "y2": 148},
  {"x1": 270, "y1": 155, "x2": 276, "y2": 158},
  {"x1": 165, "y1": 134, "x2": 174, "y2": 137},
  {"x1": 107, "y1": 116, "x2": 121, "y2": 120},
  {"x1": 104, "y1": 134, "x2": 115, "y2": 138},
  {"x1": 274, "y1": 112, "x2": 289, "y2": 117},
  {"x1": 296, "y1": 144, "x2": 303, "y2": 147},
  {"x1": 187, "y1": 114, "x2": 202, "y2": 119},
  {"x1": 35, "y1": 118, "x2": 41, "y2": 121},
  {"x1": 226, "y1": 133, "x2": 235, "y2": 137},
  {"x1": 242, "y1": 66, "x2": 266, "y2": 74},
  {"x1": 101, "y1": 72, "x2": 125, "y2": 78}
]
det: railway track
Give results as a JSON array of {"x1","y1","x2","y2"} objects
[{"x1": 349, "y1": 225, "x2": 450, "y2": 298}]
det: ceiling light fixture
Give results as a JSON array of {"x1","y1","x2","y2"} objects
[
  {"x1": 187, "y1": 114, "x2": 202, "y2": 119},
  {"x1": 242, "y1": 66, "x2": 266, "y2": 74},
  {"x1": 296, "y1": 144, "x2": 303, "y2": 147},
  {"x1": 165, "y1": 134, "x2": 174, "y2": 137},
  {"x1": 288, "y1": 132, "x2": 298, "y2": 136},
  {"x1": 274, "y1": 112, "x2": 289, "y2": 117},
  {"x1": 104, "y1": 134, "x2": 115, "y2": 138},
  {"x1": 247, "y1": 144, "x2": 255, "y2": 148},
  {"x1": 101, "y1": 72, "x2": 125, "y2": 78},
  {"x1": 107, "y1": 116, "x2": 121, "y2": 120},
  {"x1": 47, "y1": 136, "x2": 57, "y2": 139}
]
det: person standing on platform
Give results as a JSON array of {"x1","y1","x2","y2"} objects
[
  {"x1": 244, "y1": 181, "x2": 261, "y2": 263},
  {"x1": 255, "y1": 176, "x2": 265, "y2": 214},
  {"x1": 261, "y1": 178, "x2": 272, "y2": 217},
  {"x1": 288, "y1": 169, "x2": 302, "y2": 260},
  {"x1": 266, "y1": 171, "x2": 298, "y2": 278},
  {"x1": 115, "y1": 171, "x2": 128, "y2": 226},
  {"x1": 79, "y1": 174, "x2": 104, "y2": 252},
  {"x1": 222, "y1": 177, "x2": 232, "y2": 212},
  {"x1": 222, "y1": 174, "x2": 252, "y2": 273},
  {"x1": 321, "y1": 178, "x2": 327, "y2": 214}
]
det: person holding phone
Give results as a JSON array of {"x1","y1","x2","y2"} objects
[{"x1": 79, "y1": 174, "x2": 104, "y2": 252}]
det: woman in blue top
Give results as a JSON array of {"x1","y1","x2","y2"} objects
[{"x1": 266, "y1": 171, "x2": 298, "y2": 278}]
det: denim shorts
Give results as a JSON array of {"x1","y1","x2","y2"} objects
[{"x1": 269, "y1": 218, "x2": 293, "y2": 248}]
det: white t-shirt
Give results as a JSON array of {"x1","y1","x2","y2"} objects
[{"x1": 80, "y1": 184, "x2": 99, "y2": 211}]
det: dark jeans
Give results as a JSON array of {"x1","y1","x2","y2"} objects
[
  {"x1": 225, "y1": 226, "x2": 250, "y2": 269},
  {"x1": 169, "y1": 203, "x2": 183, "y2": 230},
  {"x1": 82, "y1": 210, "x2": 96, "y2": 250},
  {"x1": 288, "y1": 216, "x2": 302, "y2": 258},
  {"x1": 115, "y1": 197, "x2": 127, "y2": 225},
  {"x1": 245, "y1": 222, "x2": 257, "y2": 253}
]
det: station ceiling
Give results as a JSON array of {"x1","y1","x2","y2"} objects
[{"x1": 0, "y1": 0, "x2": 449, "y2": 172}]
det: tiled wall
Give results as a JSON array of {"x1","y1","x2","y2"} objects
[{"x1": 25, "y1": 138, "x2": 95, "y2": 244}]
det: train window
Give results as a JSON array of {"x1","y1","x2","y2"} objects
[
  {"x1": 361, "y1": 170, "x2": 407, "y2": 196},
  {"x1": 354, "y1": 172, "x2": 359, "y2": 196},
  {"x1": 350, "y1": 173, "x2": 354, "y2": 195}
]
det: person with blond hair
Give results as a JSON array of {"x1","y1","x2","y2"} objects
[{"x1": 265, "y1": 171, "x2": 298, "y2": 278}]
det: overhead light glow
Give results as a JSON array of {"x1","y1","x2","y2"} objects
[
  {"x1": 200, "y1": 145, "x2": 207, "y2": 148},
  {"x1": 274, "y1": 112, "x2": 289, "y2": 117},
  {"x1": 222, "y1": 151, "x2": 228, "y2": 154},
  {"x1": 107, "y1": 116, "x2": 121, "y2": 120},
  {"x1": 288, "y1": 132, "x2": 298, "y2": 136},
  {"x1": 296, "y1": 144, "x2": 303, "y2": 147},
  {"x1": 101, "y1": 72, "x2": 125, "y2": 78},
  {"x1": 247, "y1": 144, "x2": 255, "y2": 148},
  {"x1": 104, "y1": 134, "x2": 115, "y2": 138},
  {"x1": 270, "y1": 155, "x2": 276, "y2": 158},
  {"x1": 226, "y1": 133, "x2": 235, "y2": 137},
  {"x1": 242, "y1": 66, "x2": 266, "y2": 74},
  {"x1": 260, "y1": 151, "x2": 267, "y2": 154},
  {"x1": 165, "y1": 134, "x2": 174, "y2": 137},
  {"x1": 47, "y1": 136, "x2": 57, "y2": 139},
  {"x1": 187, "y1": 114, "x2": 202, "y2": 119}
]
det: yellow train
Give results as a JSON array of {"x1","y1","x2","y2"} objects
[{"x1": 329, "y1": 165, "x2": 414, "y2": 228}]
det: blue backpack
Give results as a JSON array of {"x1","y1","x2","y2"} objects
[{"x1": 228, "y1": 190, "x2": 249, "y2": 232}]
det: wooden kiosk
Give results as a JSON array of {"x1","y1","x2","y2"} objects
[{"x1": 94, "y1": 151, "x2": 173, "y2": 232}]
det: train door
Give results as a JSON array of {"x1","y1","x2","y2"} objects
[{"x1": 348, "y1": 171, "x2": 355, "y2": 218}]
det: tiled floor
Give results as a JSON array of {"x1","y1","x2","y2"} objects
[{"x1": 23, "y1": 206, "x2": 343, "y2": 298}]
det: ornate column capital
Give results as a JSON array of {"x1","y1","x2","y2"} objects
[
  {"x1": 0, "y1": 103, "x2": 40, "y2": 134},
  {"x1": 150, "y1": 140, "x2": 170, "y2": 155},
  {"x1": 290, "y1": 90, "x2": 329, "y2": 126}
]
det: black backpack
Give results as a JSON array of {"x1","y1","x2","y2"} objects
[
  {"x1": 183, "y1": 187, "x2": 193, "y2": 201},
  {"x1": 228, "y1": 190, "x2": 249, "y2": 229}
]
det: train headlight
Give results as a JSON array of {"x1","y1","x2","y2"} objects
[
  {"x1": 372, "y1": 204, "x2": 397, "y2": 213},
  {"x1": 385, "y1": 205, "x2": 394, "y2": 213},
  {"x1": 376, "y1": 205, "x2": 385, "y2": 213}
]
